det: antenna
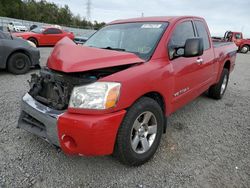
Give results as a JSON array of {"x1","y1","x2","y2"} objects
[
  {"x1": 86, "y1": 0, "x2": 91, "y2": 22},
  {"x1": 241, "y1": 26, "x2": 244, "y2": 33}
]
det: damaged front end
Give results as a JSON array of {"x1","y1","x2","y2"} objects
[
  {"x1": 28, "y1": 68, "x2": 95, "y2": 110},
  {"x1": 28, "y1": 64, "x2": 134, "y2": 110}
]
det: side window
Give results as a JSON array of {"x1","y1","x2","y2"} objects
[
  {"x1": 44, "y1": 28, "x2": 62, "y2": 34},
  {"x1": 168, "y1": 21, "x2": 195, "y2": 59},
  {"x1": 194, "y1": 21, "x2": 210, "y2": 50},
  {"x1": 235, "y1": 33, "x2": 242, "y2": 39}
]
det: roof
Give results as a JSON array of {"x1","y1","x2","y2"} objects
[{"x1": 108, "y1": 16, "x2": 204, "y2": 25}]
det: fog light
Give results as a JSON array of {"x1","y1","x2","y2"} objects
[{"x1": 61, "y1": 135, "x2": 77, "y2": 150}]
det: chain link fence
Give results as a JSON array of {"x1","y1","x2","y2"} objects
[{"x1": 0, "y1": 16, "x2": 96, "y2": 37}]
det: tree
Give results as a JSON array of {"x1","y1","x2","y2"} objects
[{"x1": 0, "y1": 0, "x2": 105, "y2": 29}]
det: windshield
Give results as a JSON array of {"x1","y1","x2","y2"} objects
[
  {"x1": 31, "y1": 26, "x2": 45, "y2": 33},
  {"x1": 0, "y1": 31, "x2": 11, "y2": 39},
  {"x1": 14, "y1": 22, "x2": 23, "y2": 26},
  {"x1": 84, "y1": 22, "x2": 168, "y2": 60}
]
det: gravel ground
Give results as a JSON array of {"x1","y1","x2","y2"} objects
[{"x1": 0, "y1": 48, "x2": 249, "y2": 188}]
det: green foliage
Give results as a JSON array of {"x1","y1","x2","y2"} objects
[{"x1": 0, "y1": 0, "x2": 105, "y2": 29}]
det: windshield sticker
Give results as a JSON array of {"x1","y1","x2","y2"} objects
[{"x1": 141, "y1": 24, "x2": 162, "y2": 29}]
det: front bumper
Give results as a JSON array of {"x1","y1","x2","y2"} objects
[
  {"x1": 29, "y1": 47, "x2": 40, "y2": 67},
  {"x1": 18, "y1": 93, "x2": 126, "y2": 156},
  {"x1": 18, "y1": 93, "x2": 62, "y2": 146}
]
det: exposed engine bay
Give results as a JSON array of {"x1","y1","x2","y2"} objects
[{"x1": 28, "y1": 65, "x2": 133, "y2": 110}]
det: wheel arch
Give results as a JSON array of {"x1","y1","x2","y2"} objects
[
  {"x1": 241, "y1": 43, "x2": 250, "y2": 48},
  {"x1": 6, "y1": 49, "x2": 32, "y2": 68},
  {"x1": 27, "y1": 37, "x2": 38, "y2": 46},
  {"x1": 132, "y1": 91, "x2": 168, "y2": 133},
  {"x1": 223, "y1": 60, "x2": 231, "y2": 72}
]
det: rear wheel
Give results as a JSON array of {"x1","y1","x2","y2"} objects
[
  {"x1": 208, "y1": 68, "x2": 229, "y2": 99},
  {"x1": 241, "y1": 45, "x2": 249, "y2": 54},
  {"x1": 114, "y1": 97, "x2": 164, "y2": 166},
  {"x1": 28, "y1": 38, "x2": 38, "y2": 47},
  {"x1": 7, "y1": 53, "x2": 30, "y2": 74}
]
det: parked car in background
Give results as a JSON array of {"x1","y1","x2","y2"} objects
[
  {"x1": 29, "y1": 24, "x2": 38, "y2": 31},
  {"x1": 7, "y1": 22, "x2": 28, "y2": 32},
  {"x1": 73, "y1": 36, "x2": 88, "y2": 45},
  {"x1": 12, "y1": 26, "x2": 74, "y2": 47},
  {"x1": 0, "y1": 31, "x2": 40, "y2": 74},
  {"x1": 18, "y1": 16, "x2": 237, "y2": 166},
  {"x1": 213, "y1": 31, "x2": 250, "y2": 53}
]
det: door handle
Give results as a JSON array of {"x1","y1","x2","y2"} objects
[{"x1": 196, "y1": 58, "x2": 203, "y2": 64}]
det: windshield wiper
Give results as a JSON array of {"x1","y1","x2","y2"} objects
[
  {"x1": 89, "y1": 46, "x2": 140, "y2": 57},
  {"x1": 101, "y1": 46, "x2": 126, "y2": 51}
]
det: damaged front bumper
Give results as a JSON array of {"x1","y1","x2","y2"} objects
[
  {"x1": 18, "y1": 93, "x2": 126, "y2": 156},
  {"x1": 18, "y1": 93, "x2": 63, "y2": 146}
]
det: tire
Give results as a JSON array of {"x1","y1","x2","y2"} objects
[
  {"x1": 208, "y1": 68, "x2": 229, "y2": 99},
  {"x1": 28, "y1": 38, "x2": 38, "y2": 47},
  {"x1": 114, "y1": 97, "x2": 164, "y2": 166},
  {"x1": 240, "y1": 45, "x2": 249, "y2": 54},
  {"x1": 7, "y1": 53, "x2": 30, "y2": 74}
]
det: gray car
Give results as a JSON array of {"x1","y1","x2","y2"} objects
[{"x1": 0, "y1": 31, "x2": 40, "y2": 74}]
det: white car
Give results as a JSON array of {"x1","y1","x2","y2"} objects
[{"x1": 7, "y1": 22, "x2": 28, "y2": 32}]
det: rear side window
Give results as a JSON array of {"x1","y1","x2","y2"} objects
[
  {"x1": 194, "y1": 21, "x2": 210, "y2": 50},
  {"x1": 168, "y1": 21, "x2": 195, "y2": 59}
]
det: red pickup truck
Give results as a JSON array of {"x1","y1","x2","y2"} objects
[
  {"x1": 18, "y1": 16, "x2": 237, "y2": 166},
  {"x1": 213, "y1": 31, "x2": 250, "y2": 53}
]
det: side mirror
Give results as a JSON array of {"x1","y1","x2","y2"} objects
[{"x1": 184, "y1": 38, "x2": 204, "y2": 57}]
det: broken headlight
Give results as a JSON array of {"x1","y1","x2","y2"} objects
[{"x1": 69, "y1": 82, "x2": 121, "y2": 110}]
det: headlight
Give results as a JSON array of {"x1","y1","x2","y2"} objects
[
  {"x1": 27, "y1": 40, "x2": 36, "y2": 48},
  {"x1": 69, "y1": 82, "x2": 121, "y2": 110}
]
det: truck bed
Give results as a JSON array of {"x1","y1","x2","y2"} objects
[{"x1": 213, "y1": 41, "x2": 234, "y2": 48}]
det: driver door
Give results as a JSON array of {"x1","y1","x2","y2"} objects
[
  {"x1": 41, "y1": 28, "x2": 63, "y2": 45},
  {"x1": 233, "y1": 32, "x2": 243, "y2": 47}
]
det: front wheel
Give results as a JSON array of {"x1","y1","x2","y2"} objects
[
  {"x1": 114, "y1": 97, "x2": 164, "y2": 166},
  {"x1": 208, "y1": 68, "x2": 229, "y2": 99},
  {"x1": 240, "y1": 45, "x2": 249, "y2": 54}
]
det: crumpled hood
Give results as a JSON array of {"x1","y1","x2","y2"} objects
[{"x1": 47, "y1": 37, "x2": 145, "y2": 73}]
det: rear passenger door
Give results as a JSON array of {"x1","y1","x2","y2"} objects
[{"x1": 193, "y1": 20, "x2": 215, "y2": 87}]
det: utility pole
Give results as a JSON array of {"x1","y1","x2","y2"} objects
[{"x1": 86, "y1": 0, "x2": 91, "y2": 22}]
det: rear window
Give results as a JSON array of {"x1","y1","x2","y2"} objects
[{"x1": 194, "y1": 21, "x2": 210, "y2": 50}]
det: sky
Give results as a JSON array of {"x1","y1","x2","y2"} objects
[{"x1": 48, "y1": 0, "x2": 250, "y2": 37}]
